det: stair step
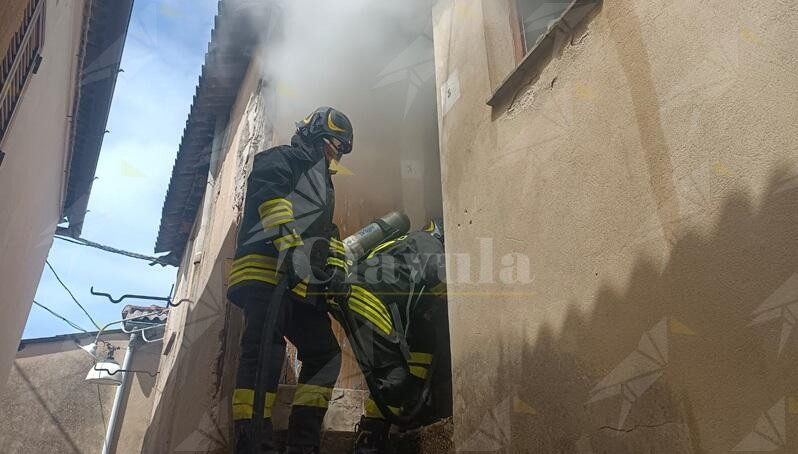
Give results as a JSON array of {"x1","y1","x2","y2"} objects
[{"x1": 270, "y1": 386, "x2": 453, "y2": 453}]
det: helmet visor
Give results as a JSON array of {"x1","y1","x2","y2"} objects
[{"x1": 325, "y1": 136, "x2": 351, "y2": 155}]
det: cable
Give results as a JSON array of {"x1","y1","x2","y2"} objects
[
  {"x1": 54, "y1": 235, "x2": 171, "y2": 266},
  {"x1": 31, "y1": 300, "x2": 88, "y2": 333},
  {"x1": 97, "y1": 384, "x2": 107, "y2": 434},
  {"x1": 45, "y1": 260, "x2": 101, "y2": 330}
]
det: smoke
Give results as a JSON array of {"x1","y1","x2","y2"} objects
[
  {"x1": 249, "y1": 0, "x2": 443, "y2": 233},
  {"x1": 259, "y1": 0, "x2": 433, "y2": 133}
]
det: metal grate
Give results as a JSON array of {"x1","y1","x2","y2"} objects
[{"x1": 0, "y1": 0, "x2": 45, "y2": 145}]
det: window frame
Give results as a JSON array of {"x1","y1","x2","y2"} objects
[{"x1": 488, "y1": 0, "x2": 601, "y2": 108}]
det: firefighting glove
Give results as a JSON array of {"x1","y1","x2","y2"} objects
[
  {"x1": 283, "y1": 248, "x2": 311, "y2": 290},
  {"x1": 325, "y1": 268, "x2": 351, "y2": 306}
]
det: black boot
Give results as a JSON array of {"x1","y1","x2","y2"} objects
[
  {"x1": 353, "y1": 417, "x2": 390, "y2": 454},
  {"x1": 234, "y1": 420, "x2": 278, "y2": 454}
]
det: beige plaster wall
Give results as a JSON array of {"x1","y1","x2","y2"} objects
[
  {"x1": 0, "y1": 333, "x2": 161, "y2": 454},
  {"x1": 142, "y1": 60, "x2": 264, "y2": 453},
  {"x1": 0, "y1": 0, "x2": 85, "y2": 388},
  {"x1": 433, "y1": 0, "x2": 798, "y2": 451}
]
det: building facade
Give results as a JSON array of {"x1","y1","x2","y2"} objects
[
  {"x1": 433, "y1": 0, "x2": 798, "y2": 451},
  {"x1": 0, "y1": 330, "x2": 162, "y2": 453},
  {"x1": 0, "y1": 0, "x2": 133, "y2": 388},
  {"x1": 145, "y1": 0, "x2": 798, "y2": 452},
  {"x1": 144, "y1": 1, "x2": 443, "y2": 451}
]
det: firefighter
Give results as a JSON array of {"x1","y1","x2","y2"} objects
[
  {"x1": 228, "y1": 106, "x2": 353, "y2": 454},
  {"x1": 328, "y1": 219, "x2": 448, "y2": 453}
]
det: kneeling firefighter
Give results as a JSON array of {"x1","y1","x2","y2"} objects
[
  {"x1": 228, "y1": 106, "x2": 353, "y2": 454},
  {"x1": 328, "y1": 217, "x2": 450, "y2": 453}
]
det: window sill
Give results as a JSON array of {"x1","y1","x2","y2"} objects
[{"x1": 487, "y1": 0, "x2": 601, "y2": 109}]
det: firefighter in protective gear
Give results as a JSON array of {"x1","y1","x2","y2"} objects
[
  {"x1": 228, "y1": 106, "x2": 353, "y2": 454},
  {"x1": 329, "y1": 219, "x2": 449, "y2": 453}
]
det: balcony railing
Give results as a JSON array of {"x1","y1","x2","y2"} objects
[{"x1": 0, "y1": 0, "x2": 45, "y2": 145}]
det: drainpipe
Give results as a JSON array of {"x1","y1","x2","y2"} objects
[{"x1": 102, "y1": 332, "x2": 137, "y2": 454}]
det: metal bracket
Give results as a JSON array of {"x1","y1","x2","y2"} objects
[{"x1": 90, "y1": 284, "x2": 186, "y2": 307}]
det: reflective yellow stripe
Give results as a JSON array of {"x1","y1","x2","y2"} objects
[
  {"x1": 326, "y1": 257, "x2": 347, "y2": 269},
  {"x1": 409, "y1": 352, "x2": 433, "y2": 365},
  {"x1": 366, "y1": 235, "x2": 407, "y2": 259},
  {"x1": 232, "y1": 389, "x2": 277, "y2": 420},
  {"x1": 265, "y1": 392, "x2": 277, "y2": 418},
  {"x1": 233, "y1": 388, "x2": 254, "y2": 420},
  {"x1": 229, "y1": 271, "x2": 279, "y2": 288},
  {"x1": 228, "y1": 269, "x2": 308, "y2": 298},
  {"x1": 364, "y1": 398, "x2": 400, "y2": 419},
  {"x1": 292, "y1": 279, "x2": 309, "y2": 297},
  {"x1": 348, "y1": 297, "x2": 392, "y2": 334},
  {"x1": 293, "y1": 384, "x2": 333, "y2": 408},
  {"x1": 424, "y1": 220, "x2": 435, "y2": 232},
  {"x1": 367, "y1": 240, "x2": 397, "y2": 259},
  {"x1": 230, "y1": 262, "x2": 278, "y2": 277},
  {"x1": 327, "y1": 111, "x2": 347, "y2": 133},
  {"x1": 274, "y1": 233, "x2": 304, "y2": 251},
  {"x1": 330, "y1": 238, "x2": 345, "y2": 253},
  {"x1": 351, "y1": 286, "x2": 391, "y2": 323},
  {"x1": 409, "y1": 365, "x2": 428, "y2": 379},
  {"x1": 262, "y1": 211, "x2": 294, "y2": 229},
  {"x1": 260, "y1": 198, "x2": 293, "y2": 209},
  {"x1": 261, "y1": 206, "x2": 293, "y2": 220},
  {"x1": 232, "y1": 254, "x2": 279, "y2": 269},
  {"x1": 258, "y1": 198, "x2": 292, "y2": 219},
  {"x1": 349, "y1": 294, "x2": 391, "y2": 329},
  {"x1": 349, "y1": 296, "x2": 391, "y2": 333}
]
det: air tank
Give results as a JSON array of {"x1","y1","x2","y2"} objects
[{"x1": 343, "y1": 212, "x2": 411, "y2": 264}]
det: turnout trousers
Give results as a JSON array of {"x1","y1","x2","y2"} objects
[
  {"x1": 232, "y1": 287, "x2": 342, "y2": 449},
  {"x1": 334, "y1": 284, "x2": 441, "y2": 423}
]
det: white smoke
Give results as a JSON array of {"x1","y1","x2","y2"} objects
[
  {"x1": 259, "y1": 0, "x2": 433, "y2": 136},
  {"x1": 250, "y1": 0, "x2": 443, "y2": 232}
]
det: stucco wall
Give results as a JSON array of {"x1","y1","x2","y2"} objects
[
  {"x1": 433, "y1": 0, "x2": 798, "y2": 451},
  {"x1": 142, "y1": 60, "x2": 265, "y2": 453},
  {"x1": 0, "y1": 0, "x2": 84, "y2": 388},
  {"x1": 0, "y1": 333, "x2": 161, "y2": 453}
]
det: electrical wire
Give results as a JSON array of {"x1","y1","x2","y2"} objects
[
  {"x1": 54, "y1": 235, "x2": 170, "y2": 266},
  {"x1": 96, "y1": 384, "x2": 107, "y2": 434},
  {"x1": 45, "y1": 260, "x2": 101, "y2": 330},
  {"x1": 31, "y1": 300, "x2": 88, "y2": 333}
]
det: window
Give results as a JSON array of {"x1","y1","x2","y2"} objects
[
  {"x1": 489, "y1": 0, "x2": 600, "y2": 108},
  {"x1": 0, "y1": 0, "x2": 45, "y2": 145},
  {"x1": 516, "y1": 0, "x2": 572, "y2": 54}
]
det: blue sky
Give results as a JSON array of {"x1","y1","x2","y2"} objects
[{"x1": 24, "y1": 0, "x2": 220, "y2": 339}]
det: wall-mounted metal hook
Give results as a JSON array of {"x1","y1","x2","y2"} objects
[{"x1": 90, "y1": 287, "x2": 172, "y2": 305}]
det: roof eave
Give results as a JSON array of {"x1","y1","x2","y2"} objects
[
  {"x1": 60, "y1": 0, "x2": 135, "y2": 238},
  {"x1": 153, "y1": 0, "x2": 265, "y2": 258}
]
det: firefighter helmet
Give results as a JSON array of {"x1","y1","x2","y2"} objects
[
  {"x1": 424, "y1": 218, "x2": 444, "y2": 243},
  {"x1": 296, "y1": 106, "x2": 354, "y2": 154}
]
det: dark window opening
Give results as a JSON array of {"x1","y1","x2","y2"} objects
[{"x1": 516, "y1": 0, "x2": 572, "y2": 53}]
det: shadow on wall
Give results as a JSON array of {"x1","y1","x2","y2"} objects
[{"x1": 456, "y1": 165, "x2": 798, "y2": 453}]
